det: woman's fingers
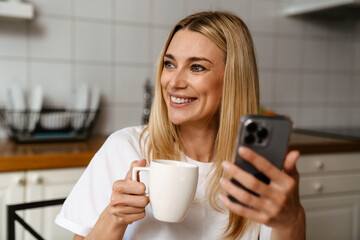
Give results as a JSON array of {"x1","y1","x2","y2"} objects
[
  {"x1": 220, "y1": 177, "x2": 275, "y2": 214},
  {"x1": 237, "y1": 147, "x2": 284, "y2": 182},
  {"x1": 220, "y1": 148, "x2": 304, "y2": 230},
  {"x1": 222, "y1": 161, "x2": 281, "y2": 202},
  {"x1": 116, "y1": 211, "x2": 146, "y2": 225},
  {"x1": 125, "y1": 159, "x2": 147, "y2": 180},
  {"x1": 219, "y1": 194, "x2": 269, "y2": 224},
  {"x1": 113, "y1": 179, "x2": 146, "y2": 195},
  {"x1": 106, "y1": 160, "x2": 150, "y2": 225},
  {"x1": 111, "y1": 190, "x2": 149, "y2": 208},
  {"x1": 283, "y1": 150, "x2": 300, "y2": 178}
]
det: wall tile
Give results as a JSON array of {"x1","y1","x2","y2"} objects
[
  {"x1": 274, "y1": 14, "x2": 305, "y2": 36},
  {"x1": 152, "y1": 0, "x2": 186, "y2": 26},
  {"x1": 355, "y1": 41, "x2": 360, "y2": 72},
  {"x1": 75, "y1": 21, "x2": 111, "y2": 62},
  {"x1": 116, "y1": 105, "x2": 143, "y2": 129},
  {"x1": 249, "y1": 0, "x2": 278, "y2": 33},
  {"x1": 0, "y1": 60, "x2": 27, "y2": 106},
  {"x1": 324, "y1": 106, "x2": 351, "y2": 127},
  {"x1": 275, "y1": 37, "x2": 303, "y2": 70},
  {"x1": 302, "y1": 19, "x2": 330, "y2": 38},
  {"x1": 259, "y1": 71, "x2": 273, "y2": 104},
  {"x1": 273, "y1": 72, "x2": 300, "y2": 103},
  {"x1": 30, "y1": 62, "x2": 72, "y2": 107},
  {"x1": 115, "y1": 0, "x2": 151, "y2": 23},
  {"x1": 351, "y1": 76, "x2": 360, "y2": 103},
  {"x1": 301, "y1": 73, "x2": 326, "y2": 103},
  {"x1": 74, "y1": 64, "x2": 113, "y2": 104},
  {"x1": 1, "y1": 0, "x2": 360, "y2": 137},
  {"x1": 327, "y1": 40, "x2": 355, "y2": 71},
  {"x1": 30, "y1": 0, "x2": 72, "y2": 16},
  {"x1": 297, "y1": 107, "x2": 325, "y2": 128},
  {"x1": 272, "y1": 106, "x2": 299, "y2": 126},
  {"x1": 115, "y1": 25, "x2": 150, "y2": 64},
  {"x1": 74, "y1": 0, "x2": 112, "y2": 20},
  {"x1": 93, "y1": 105, "x2": 117, "y2": 135},
  {"x1": 0, "y1": 22, "x2": 27, "y2": 57},
  {"x1": 217, "y1": 0, "x2": 250, "y2": 22},
  {"x1": 350, "y1": 107, "x2": 360, "y2": 127},
  {"x1": 151, "y1": 27, "x2": 171, "y2": 63},
  {"x1": 303, "y1": 38, "x2": 328, "y2": 70},
  {"x1": 253, "y1": 34, "x2": 275, "y2": 68},
  {"x1": 328, "y1": 20, "x2": 356, "y2": 40},
  {"x1": 115, "y1": 66, "x2": 152, "y2": 104},
  {"x1": 29, "y1": 18, "x2": 71, "y2": 60},
  {"x1": 325, "y1": 74, "x2": 351, "y2": 103}
]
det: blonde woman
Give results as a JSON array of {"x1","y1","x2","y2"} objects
[{"x1": 56, "y1": 11, "x2": 305, "y2": 239}]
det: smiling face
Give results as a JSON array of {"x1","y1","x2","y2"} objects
[{"x1": 161, "y1": 29, "x2": 226, "y2": 128}]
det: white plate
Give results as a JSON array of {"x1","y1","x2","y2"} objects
[
  {"x1": 85, "y1": 86, "x2": 100, "y2": 127},
  {"x1": 7, "y1": 84, "x2": 27, "y2": 131},
  {"x1": 71, "y1": 83, "x2": 89, "y2": 130},
  {"x1": 40, "y1": 112, "x2": 71, "y2": 130},
  {"x1": 27, "y1": 85, "x2": 43, "y2": 132}
]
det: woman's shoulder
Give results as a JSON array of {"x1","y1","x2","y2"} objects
[
  {"x1": 97, "y1": 125, "x2": 148, "y2": 159},
  {"x1": 108, "y1": 125, "x2": 146, "y2": 141}
]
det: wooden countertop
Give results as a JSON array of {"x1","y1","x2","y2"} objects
[
  {"x1": 0, "y1": 133, "x2": 359, "y2": 172},
  {"x1": 0, "y1": 136, "x2": 107, "y2": 172},
  {"x1": 289, "y1": 133, "x2": 360, "y2": 154}
]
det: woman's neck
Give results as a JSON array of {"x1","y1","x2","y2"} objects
[{"x1": 179, "y1": 123, "x2": 218, "y2": 163}]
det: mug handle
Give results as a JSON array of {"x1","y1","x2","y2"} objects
[{"x1": 132, "y1": 167, "x2": 150, "y2": 197}]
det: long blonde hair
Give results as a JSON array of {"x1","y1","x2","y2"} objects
[{"x1": 140, "y1": 11, "x2": 259, "y2": 239}]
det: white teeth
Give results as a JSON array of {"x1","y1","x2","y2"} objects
[{"x1": 171, "y1": 96, "x2": 195, "y2": 104}]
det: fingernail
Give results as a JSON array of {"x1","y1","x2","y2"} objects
[
  {"x1": 218, "y1": 194, "x2": 226, "y2": 201},
  {"x1": 239, "y1": 147, "x2": 249, "y2": 156},
  {"x1": 222, "y1": 161, "x2": 230, "y2": 171},
  {"x1": 220, "y1": 177, "x2": 226, "y2": 186}
]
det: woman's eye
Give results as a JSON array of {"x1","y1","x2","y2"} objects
[
  {"x1": 191, "y1": 64, "x2": 205, "y2": 72},
  {"x1": 164, "y1": 61, "x2": 175, "y2": 69}
]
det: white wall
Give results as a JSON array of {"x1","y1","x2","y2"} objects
[{"x1": 0, "y1": 0, "x2": 359, "y2": 137}]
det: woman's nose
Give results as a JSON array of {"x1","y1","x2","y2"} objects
[{"x1": 169, "y1": 69, "x2": 187, "y2": 89}]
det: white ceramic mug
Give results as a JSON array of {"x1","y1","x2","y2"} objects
[{"x1": 132, "y1": 159, "x2": 199, "y2": 223}]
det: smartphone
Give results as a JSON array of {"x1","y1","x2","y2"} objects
[{"x1": 229, "y1": 114, "x2": 292, "y2": 204}]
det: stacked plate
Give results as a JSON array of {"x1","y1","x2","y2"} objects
[{"x1": 6, "y1": 84, "x2": 43, "y2": 132}]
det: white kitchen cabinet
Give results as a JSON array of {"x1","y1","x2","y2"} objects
[
  {"x1": 0, "y1": 172, "x2": 25, "y2": 240},
  {"x1": 0, "y1": 168, "x2": 85, "y2": 240},
  {"x1": 297, "y1": 152, "x2": 360, "y2": 240}
]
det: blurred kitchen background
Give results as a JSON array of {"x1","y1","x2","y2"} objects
[
  {"x1": 1, "y1": 1, "x2": 360, "y2": 240},
  {"x1": 0, "y1": 0, "x2": 359, "y2": 137}
]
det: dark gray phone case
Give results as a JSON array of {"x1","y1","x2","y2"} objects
[{"x1": 230, "y1": 114, "x2": 292, "y2": 202}]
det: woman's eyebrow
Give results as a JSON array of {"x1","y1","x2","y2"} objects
[
  {"x1": 187, "y1": 56, "x2": 213, "y2": 64},
  {"x1": 164, "y1": 54, "x2": 213, "y2": 64},
  {"x1": 164, "y1": 53, "x2": 175, "y2": 60}
]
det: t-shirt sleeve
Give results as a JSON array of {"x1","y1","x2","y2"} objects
[
  {"x1": 260, "y1": 224, "x2": 272, "y2": 240},
  {"x1": 55, "y1": 128, "x2": 143, "y2": 237}
]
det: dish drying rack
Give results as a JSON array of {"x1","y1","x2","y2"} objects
[{"x1": 0, "y1": 108, "x2": 100, "y2": 143}]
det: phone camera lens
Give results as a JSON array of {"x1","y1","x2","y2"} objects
[
  {"x1": 257, "y1": 127, "x2": 268, "y2": 139},
  {"x1": 244, "y1": 133, "x2": 255, "y2": 145},
  {"x1": 246, "y1": 122, "x2": 258, "y2": 133}
]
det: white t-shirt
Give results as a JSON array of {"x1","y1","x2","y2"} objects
[{"x1": 55, "y1": 126, "x2": 272, "y2": 239}]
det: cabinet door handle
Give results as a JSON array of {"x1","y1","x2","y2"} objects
[
  {"x1": 315, "y1": 161, "x2": 324, "y2": 170},
  {"x1": 313, "y1": 182, "x2": 323, "y2": 192},
  {"x1": 16, "y1": 177, "x2": 26, "y2": 186},
  {"x1": 34, "y1": 176, "x2": 44, "y2": 184}
]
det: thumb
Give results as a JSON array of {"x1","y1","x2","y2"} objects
[
  {"x1": 125, "y1": 159, "x2": 147, "y2": 180},
  {"x1": 283, "y1": 150, "x2": 300, "y2": 177}
]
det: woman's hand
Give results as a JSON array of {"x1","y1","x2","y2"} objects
[
  {"x1": 219, "y1": 147, "x2": 305, "y2": 240},
  {"x1": 84, "y1": 159, "x2": 149, "y2": 240},
  {"x1": 108, "y1": 159, "x2": 149, "y2": 225}
]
